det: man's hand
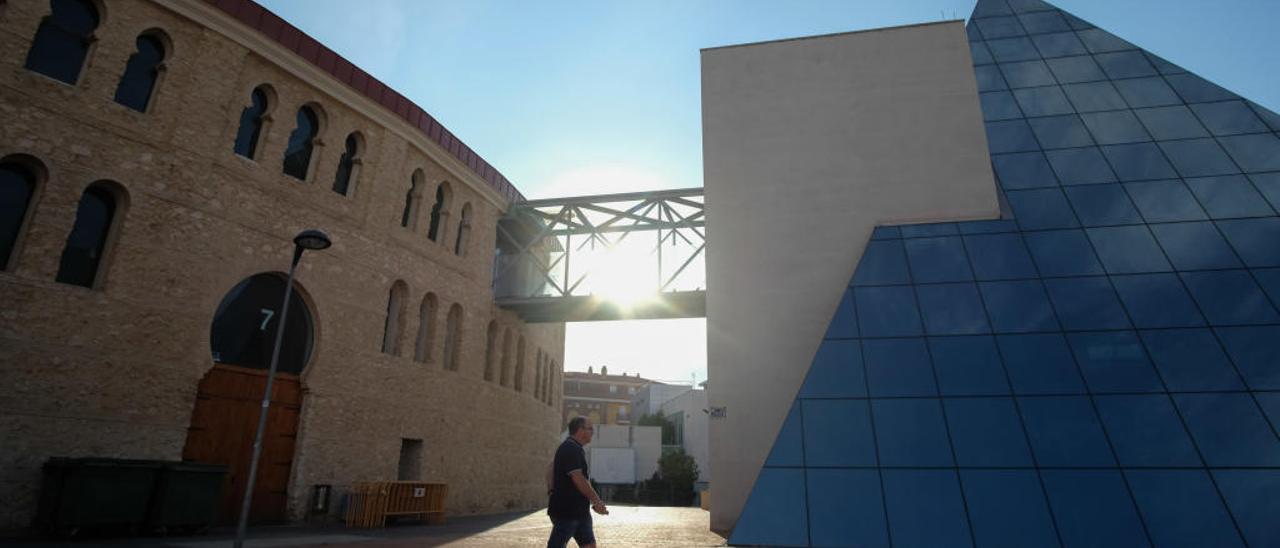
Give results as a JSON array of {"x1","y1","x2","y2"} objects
[{"x1": 592, "y1": 500, "x2": 609, "y2": 515}]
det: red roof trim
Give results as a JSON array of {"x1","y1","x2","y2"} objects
[{"x1": 204, "y1": 0, "x2": 525, "y2": 201}]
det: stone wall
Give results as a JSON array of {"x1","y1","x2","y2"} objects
[{"x1": 0, "y1": 0, "x2": 564, "y2": 529}]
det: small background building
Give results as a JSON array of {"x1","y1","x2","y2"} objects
[
  {"x1": 561, "y1": 367, "x2": 647, "y2": 426},
  {"x1": 659, "y1": 387, "x2": 710, "y2": 489}
]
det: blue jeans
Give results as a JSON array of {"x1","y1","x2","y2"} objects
[{"x1": 547, "y1": 514, "x2": 595, "y2": 547}]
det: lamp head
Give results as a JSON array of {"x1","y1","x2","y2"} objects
[{"x1": 293, "y1": 229, "x2": 332, "y2": 251}]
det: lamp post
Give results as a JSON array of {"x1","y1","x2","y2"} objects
[{"x1": 233, "y1": 229, "x2": 331, "y2": 548}]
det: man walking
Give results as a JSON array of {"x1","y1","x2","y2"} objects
[{"x1": 547, "y1": 416, "x2": 608, "y2": 547}]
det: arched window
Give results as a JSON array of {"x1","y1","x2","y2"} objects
[
  {"x1": 514, "y1": 336, "x2": 526, "y2": 392},
  {"x1": 548, "y1": 360, "x2": 558, "y2": 405},
  {"x1": 454, "y1": 203, "x2": 472, "y2": 256},
  {"x1": 24, "y1": 0, "x2": 99, "y2": 85},
  {"x1": 442, "y1": 304, "x2": 463, "y2": 371},
  {"x1": 56, "y1": 182, "x2": 124, "y2": 288},
  {"x1": 401, "y1": 170, "x2": 424, "y2": 228},
  {"x1": 210, "y1": 273, "x2": 314, "y2": 374},
  {"x1": 484, "y1": 320, "x2": 498, "y2": 382},
  {"x1": 332, "y1": 133, "x2": 361, "y2": 196},
  {"x1": 233, "y1": 87, "x2": 271, "y2": 159},
  {"x1": 534, "y1": 349, "x2": 543, "y2": 399},
  {"x1": 414, "y1": 293, "x2": 437, "y2": 363},
  {"x1": 1, "y1": 161, "x2": 38, "y2": 271},
  {"x1": 381, "y1": 281, "x2": 407, "y2": 355},
  {"x1": 427, "y1": 182, "x2": 451, "y2": 242},
  {"x1": 282, "y1": 106, "x2": 320, "y2": 180},
  {"x1": 500, "y1": 328, "x2": 513, "y2": 387},
  {"x1": 113, "y1": 33, "x2": 166, "y2": 112}
]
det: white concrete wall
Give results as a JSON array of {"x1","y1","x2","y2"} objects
[
  {"x1": 632, "y1": 426, "x2": 662, "y2": 482},
  {"x1": 702, "y1": 20, "x2": 998, "y2": 535},
  {"x1": 660, "y1": 389, "x2": 710, "y2": 483}
]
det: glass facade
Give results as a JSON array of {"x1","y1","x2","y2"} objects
[{"x1": 730, "y1": 0, "x2": 1280, "y2": 546}]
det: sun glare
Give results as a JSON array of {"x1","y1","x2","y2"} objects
[{"x1": 590, "y1": 240, "x2": 658, "y2": 307}]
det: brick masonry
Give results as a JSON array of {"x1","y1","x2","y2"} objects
[{"x1": 0, "y1": 0, "x2": 564, "y2": 530}]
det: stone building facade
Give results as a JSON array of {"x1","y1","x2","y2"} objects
[{"x1": 0, "y1": 0, "x2": 564, "y2": 529}]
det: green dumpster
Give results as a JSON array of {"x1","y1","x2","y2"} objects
[
  {"x1": 147, "y1": 462, "x2": 227, "y2": 532},
  {"x1": 37, "y1": 458, "x2": 163, "y2": 535}
]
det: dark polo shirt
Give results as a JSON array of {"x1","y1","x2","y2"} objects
[{"x1": 548, "y1": 437, "x2": 590, "y2": 519}]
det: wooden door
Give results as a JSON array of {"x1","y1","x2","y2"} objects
[{"x1": 183, "y1": 364, "x2": 302, "y2": 524}]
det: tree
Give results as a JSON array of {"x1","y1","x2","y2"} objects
[
  {"x1": 656, "y1": 448, "x2": 700, "y2": 506},
  {"x1": 637, "y1": 412, "x2": 677, "y2": 445}
]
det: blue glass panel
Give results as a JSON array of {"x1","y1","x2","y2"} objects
[
  {"x1": 799, "y1": 340, "x2": 865, "y2": 398},
  {"x1": 1062, "y1": 81, "x2": 1128, "y2": 112},
  {"x1": 1101, "y1": 143, "x2": 1177, "y2": 181},
  {"x1": 825, "y1": 288, "x2": 859, "y2": 338},
  {"x1": 1023, "y1": 229, "x2": 1105, "y2": 277},
  {"x1": 1006, "y1": 0, "x2": 1053, "y2": 15},
  {"x1": 1112, "y1": 77, "x2": 1182, "y2": 108},
  {"x1": 864, "y1": 338, "x2": 937, "y2": 397},
  {"x1": 1124, "y1": 180, "x2": 1207, "y2": 222},
  {"x1": 970, "y1": 41, "x2": 994, "y2": 65},
  {"x1": 764, "y1": 401, "x2": 803, "y2": 466},
  {"x1": 1080, "y1": 110, "x2": 1151, "y2": 145},
  {"x1": 855, "y1": 286, "x2": 922, "y2": 337},
  {"x1": 930, "y1": 336, "x2": 1010, "y2": 395},
  {"x1": 1028, "y1": 115, "x2": 1094, "y2": 149},
  {"x1": 961, "y1": 470, "x2": 1059, "y2": 548},
  {"x1": 806, "y1": 469, "x2": 889, "y2": 548},
  {"x1": 802, "y1": 399, "x2": 877, "y2": 466},
  {"x1": 1110, "y1": 273, "x2": 1205, "y2": 328},
  {"x1": 854, "y1": 239, "x2": 911, "y2": 286},
  {"x1": 1159, "y1": 139, "x2": 1241, "y2": 177},
  {"x1": 1075, "y1": 28, "x2": 1134, "y2": 53},
  {"x1": 987, "y1": 36, "x2": 1040, "y2": 63},
  {"x1": 871, "y1": 226, "x2": 901, "y2": 240},
  {"x1": 972, "y1": 0, "x2": 1013, "y2": 17},
  {"x1": 1185, "y1": 175, "x2": 1275, "y2": 219},
  {"x1": 1218, "y1": 133, "x2": 1280, "y2": 173},
  {"x1": 978, "y1": 16, "x2": 1025, "y2": 39},
  {"x1": 1216, "y1": 326, "x2": 1280, "y2": 390},
  {"x1": 1040, "y1": 470, "x2": 1149, "y2": 548},
  {"x1": 959, "y1": 219, "x2": 1020, "y2": 234},
  {"x1": 981, "y1": 91, "x2": 1024, "y2": 121},
  {"x1": 1008, "y1": 188, "x2": 1079, "y2": 230},
  {"x1": 1127, "y1": 470, "x2": 1245, "y2": 548},
  {"x1": 946, "y1": 398, "x2": 1032, "y2": 466},
  {"x1": 1165, "y1": 73, "x2": 1236, "y2": 103},
  {"x1": 1174, "y1": 393, "x2": 1280, "y2": 466},
  {"x1": 1030, "y1": 31, "x2": 1088, "y2": 58},
  {"x1": 1212, "y1": 470, "x2": 1280, "y2": 548},
  {"x1": 1217, "y1": 218, "x2": 1280, "y2": 267},
  {"x1": 1044, "y1": 147, "x2": 1117, "y2": 185},
  {"x1": 1180, "y1": 270, "x2": 1279, "y2": 325},
  {"x1": 1255, "y1": 268, "x2": 1280, "y2": 304},
  {"x1": 1000, "y1": 60, "x2": 1055, "y2": 88},
  {"x1": 1045, "y1": 276, "x2": 1132, "y2": 330},
  {"x1": 986, "y1": 120, "x2": 1039, "y2": 153},
  {"x1": 1250, "y1": 100, "x2": 1280, "y2": 131},
  {"x1": 900, "y1": 223, "x2": 960, "y2": 238},
  {"x1": 1085, "y1": 225, "x2": 1171, "y2": 274},
  {"x1": 1190, "y1": 101, "x2": 1269, "y2": 136},
  {"x1": 1259, "y1": 393, "x2": 1280, "y2": 430},
  {"x1": 904, "y1": 236, "x2": 973, "y2": 283},
  {"x1": 1063, "y1": 184, "x2": 1143, "y2": 226},
  {"x1": 1251, "y1": 172, "x2": 1280, "y2": 211},
  {"x1": 1020, "y1": 396, "x2": 1115, "y2": 466},
  {"x1": 1140, "y1": 328, "x2": 1244, "y2": 391},
  {"x1": 974, "y1": 65, "x2": 1009, "y2": 92},
  {"x1": 1148, "y1": 222, "x2": 1241, "y2": 270},
  {"x1": 882, "y1": 470, "x2": 973, "y2": 548},
  {"x1": 1012, "y1": 86, "x2": 1075, "y2": 117},
  {"x1": 1095, "y1": 395, "x2": 1200, "y2": 466},
  {"x1": 873, "y1": 399, "x2": 954, "y2": 466},
  {"x1": 1144, "y1": 52, "x2": 1186, "y2": 75},
  {"x1": 999, "y1": 334, "x2": 1086, "y2": 394},
  {"x1": 967, "y1": 22, "x2": 985, "y2": 42},
  {"x1": 1061, "y1": 12, "x2": 1094, "y2": 31},
  {"x1": 966, "y1": 233, "x2": 1037, "y2": 281},
  {"x1": 1133, "y1": 105, "x2": 1210, "y2": 140},
  {"x1": 729, "y1": 468, "x2": 809, "y2": 547},
  {"x1": 1045, "y1": 55, "x2": 1105, "y2": 83},
  {"x1": 1018, "y1": 10, "x2": 1069, "y2": 33},
  {"x1": 917, "y1": 283, "x2": 990, "y2": 335},
  {"x1": 980, "y1": 280, "x2": 1059, "y2": 332},
  {"x1": 1068, "y1": 332, "x2": 1163, "y2": 393},
  {"x1": 1094, "y1": 50, "x2": 1156, "y2": 78}
]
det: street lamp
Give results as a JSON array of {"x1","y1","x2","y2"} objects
[{"x1": 233, "y1": 229, "x2": 331, "y2": 548}]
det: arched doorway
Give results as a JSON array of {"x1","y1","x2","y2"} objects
[{"x1": 184, "y1": 273, "x2": 315, "y2": 524}]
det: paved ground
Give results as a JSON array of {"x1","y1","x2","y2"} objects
[{"x1": 7, "y1": 506, "x2": 727, "y2": 547}]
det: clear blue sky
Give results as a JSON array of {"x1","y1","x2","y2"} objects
[{"x1": 259, "y1": 0, "x2": 1280, "y2": 383}]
